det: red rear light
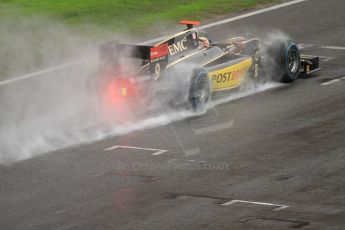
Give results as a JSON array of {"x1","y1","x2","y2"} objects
[
  {"x1": 114, "y1": 79, "x2": 136, "y2": 97},
  {"x1": 100, "y1": 75, "x2": 142, "y2": 121},
  {"x1": 103, "y1": 78, "x2": 137, "y2": 106}
]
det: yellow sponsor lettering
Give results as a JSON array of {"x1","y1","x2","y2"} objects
[{"x1": 209, "y1": 58, "x2": 252, "y2": 91}]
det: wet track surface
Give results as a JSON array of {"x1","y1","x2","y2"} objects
[{"x1": 1, "y1": 0, "x2": 345, "y2": 229}]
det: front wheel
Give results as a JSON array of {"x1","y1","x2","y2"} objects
[
  {"x1": 268, "y1": 40, "x2": 301, "y2": 83},
  {"x1": 189, "y1": 69, "x2": 211, "y2": 112}
]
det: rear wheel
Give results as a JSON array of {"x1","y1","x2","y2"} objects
[
  {"x1": 242, "y1": 41, "x2": 261, "y2": 85},
  {"x1": 189, "y1": 69, "x2": 211, "y2": 112}
]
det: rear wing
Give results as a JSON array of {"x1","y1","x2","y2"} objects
[
  {"x1": 99, "y1": 41, "x2": 168, "y2": 61},
  {"x1": 180, "y1": 20, "x2": 200, "y2": 29}
]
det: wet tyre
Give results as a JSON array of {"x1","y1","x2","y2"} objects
[
  {"x1": 189, "y1": 68, "x2": 211, "y2": 112},
  {"x1": 268, "y1": 40, "x2": 301, "y2": 83}
]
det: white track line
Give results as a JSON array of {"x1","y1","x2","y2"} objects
[
  {"x1": 170, "y1": 159, "x2": 208, "y2": 163},
  {"x1": 193, "y1": 120, "x2": 234, "y2": 135},
  {"x1": 298, "y1": 43, "x2": 345, "y2": 52},
  {"x1": 0, "y1": 60, "x2": 82, "y2": 86},
  {"x1": 0, "y1": 0, "x2": 308, "y2": 86},
  {"x1": 221, "y1": 199, "x2": 289, "y2": 211},
  {"x1": 143, "y1": 0, "x2": 308, "y2": 44},
  {"x1": 298, "y1": 43, "x2": 314, "y2": 49},
  {"x1": 201, "y1": 0, "x2": 308, "y2": 29},
  {"x1": 104, "y1": 145, "x2": 168, "y2": 156},
  {"x1": 317, "y1": 56, "x2": 334, "y2": 62},
  {"x1": 321, "y1": 76, "x2": 345, "y2": 86},
  {"x1": 320, "y1": 45, "x2": 345, "y2": 51},
  {"x1": 321, "y1": 79, "x2": 340, "y2": 86}
]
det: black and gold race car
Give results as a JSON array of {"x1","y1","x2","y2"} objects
[{"x1": 98, "y1": 21, "x2": 320, "y2": 112}]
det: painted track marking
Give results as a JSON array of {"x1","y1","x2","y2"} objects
[
  {"x1": 192, "y1": 120, "x2": 234, "y2": 135},
  {"x1": 318, "y1": 56, "x2": 334, "y2": 62},
  {"x1": 0, "y1": 0, "x2": 308, "y2": 86},
  {"x1": 321, "y1": 79, "x2": 340, "y2": 86},
  {"x1": 0, "y1": 60, "x2": 82, "y2": 86},
  {"x1": 298, "y1": 43, "x2": 314, "y2": 49},
  {"x1": 200, "y1": 0, "x2": 307, "y2": 29},
  {"x1": 320, "y1": 45, "x2": 345, "y2": 51},
  {"x1": 169, "y1": 159, "x2": 208, "y2": 163},
  {"x1": 221, "y1": 199, "x2": 289, "y2": 211},
  {"x1": 321, "y1": 76, "x2": 345, "y2": 86},
  {"x1": 299, "y1": 43, "x2": 345, "y2": 52},
  {"x1": 142, "y1": 0, "x2": 307, "y2": 44},
  {"x1": 104, "y1": 145, "x2": 168, "y2": 156}
]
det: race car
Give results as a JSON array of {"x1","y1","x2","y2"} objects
[{"x1": 98, "y1": 20, "x2": 320, "y2": 112}]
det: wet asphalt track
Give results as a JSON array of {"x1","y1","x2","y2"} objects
[{"x1": 1, "y1": 0, "x2": 345, "y2": 229}]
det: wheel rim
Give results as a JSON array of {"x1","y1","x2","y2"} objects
[
  {"x1": 254, "y1": 50, "x2": 260, "y2": 62},
  {"x1": 195, "y1": 78, "x2": 209, "y2": 104},
  {"x1": 288, "y1": 49, "x2": 299, "y2": 73},
  {"x1": 197, "y1": 88, "x2": 207, "y2": 103}
]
